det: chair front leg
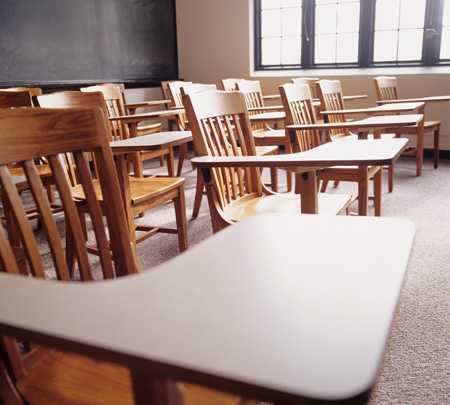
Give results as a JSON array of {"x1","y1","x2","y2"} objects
[
  {"x1": 358, "y1": 166, "x2": 369, "y2": 216},
  {"x1": 434, "y1": 127, "x2": 440, "y2": 169},
  {"x1": 173, "y1": 184, "x2": 188, "y2": 252},
  {"x1": 373, "y1": 168, "x2": 382, "y2": 217}
]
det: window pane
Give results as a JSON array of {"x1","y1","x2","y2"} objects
[
  {"x1": 282, "y1": 37, "x2": 302, "y2": 64},
  {"x1": 282, "y1": 7, "x2": 302, "y2": 36},
  {"x1": 315, "y1": 4, "x2": 338, "y2": 34},
  {"x1": 441, "y1": 1, "x2": 450, "y2": 60},
  {"x1": 336, "y1": 33, "x2": 358, "y2": 63},
  {"x1": 261, "y1": 37, "x2": 281, "y2": 65},
  {"x1": 444, "y1": 0, "x2": 450, "y2": 26},
  {"x1": 398, "y1": 29, "x2": 423, "y2": 60},
  {"x1": 337, "y1": 2, "x2": 359, "y2": 33},
  {"x1": 259, "y1": 1, "x2": 302, "y2": 67},
  {"x1": 374, "y1": 31, "x2": 398, "y2": 62},
  {"x1": 375, "y1": 0, "x2": 400, "y2": 30},
  {"x1": 314, "y1": 0, "x2": 360, "y2": 64},
  {"x1": 373, "y1": 0, "x2": 425, "y2": 63},
  {"x1": 440, "y1": 27, "x2": 450, "y2": 59},
  {"x1": 399, "y1": 0, "x2": 426, "y2": 29},
  {"x1": 261, "y1": 0, "x2": 281, "y2": 10},
  {"x1": 315, "y1": 34, "x2": 336, "y2": 63},
  {"x1": 261, "y1": 9, "x2": 281, "y2": 37}
]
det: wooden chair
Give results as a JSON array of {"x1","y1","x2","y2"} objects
[
  {"x1": 179, "y1": 84, "x2": 218, "y2": 219},
  {"x1": 280, "y1": 83, "x2": 382, "y2": 216},
  {"x1": 221, "y1": 78, "x2": 241, "y2": 91},
  {"x1": 0, "y1": 91, "x2": 58, "y2": 216},
  {"x1": 183, "y1": 90, "x2": 352, "y2": 233},
  {"x1": 1, "y1": 87, "x2": 42, "y2": 107},
  {"x1": 374, "y1": 76, "x2": 440, "y2": 169},
  {"x1": 80, "y1": 84, "x2": 166, "y2": 178},
  {"x1": 100, "y1": 82, "x2": 163, "y2": 136},
  {"x1": 38, "y1": 91, "x2": 188, "y2": 254},
  {"x1": 236, "y1": 80, "x2": 291, "y2": 192},
  {"x1": 317, "y1": 79, "x2": 396, "y2": 192},
  {"x1": 291, "y1": 78, "x2": 319, "y2": 98},
  {"x1": 0, "y1": 107, "x2": 235, "y2": 405}
]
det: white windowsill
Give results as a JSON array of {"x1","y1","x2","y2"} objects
[{"x1": 250, "y1": 65, "x2": 450, "y2": 78}]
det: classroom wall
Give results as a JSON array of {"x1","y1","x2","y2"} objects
[{"x1": 175, "y1": 0, "x2": 450, "y2": 150}]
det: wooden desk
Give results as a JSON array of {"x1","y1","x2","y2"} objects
[
  {"x1": 249, "y1": 111, "x2": 286, "y2": 127},
  {"x1": 377, "y1": 95, "x2": 450, "y2": 104},
  {"x1": 313, "y1": 94, "x2": 369, "y2": 108},
  {"x1": 0, "y1": 213, "x2": 416, "y2": 404},
  {"x1": 262, "y1": 94, "x2": 280, "y2": 100},
  {"x1": 321, "y1": 102, "x2": 425, "y2": 116},
  {"x1": 193, "y1": 138, "x2": 410, "y2": 216},
  {"x1": 109, "y1": 131, "x2": 192, "y2": 246},
  {"x1": 125, "y1": 99, "x2": 172, "y2": 114}
]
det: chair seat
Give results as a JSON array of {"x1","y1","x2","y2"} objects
[
  {"x1": 9, "y1": 164, "x2": 52, "y2": 178},
  {"x1": 253, "y1": 129, "x2": 285, "y2": 139},
  {"x1": 137, "y1": 122, "x2": 162, "y2": 134},
  {"x1": 391, "y1": 120, "x2": 440, "y2": 134},
  {"x1": 17, "y1": 350, "x2": 240, "y2": 405},
  {"x1": 255, "y1": 145, "x2": 279, "y2": 156},
  {"x1": 224, "y1": 192, "x2": 352, "y2": 221},
  {"x1": 323, "y1": 165, "x2": 380, "y2": 174},
  {"x1": 71, "y1": 177, "x2": 184, "y2": 206}
]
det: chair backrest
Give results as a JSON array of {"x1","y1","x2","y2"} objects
[
  {"x1": 291, "y1": 78, "x2": 319, "y2": 98},
  {"x1": 280, "y1": 83, "x2": 323, "y2": 151},
  {"x1": 316, "y1": 80, "x2": 349, "y2": 139},
  {"x1": 38, "y1": 91, "x2": 114, "y2": 186},
  {"x1": 167, "y1": 81, "x2": 193, "y2": 130},
  {"x1": 160, "y1": 81, "x2": 174, "y2": 104},
  {"x1": 2, "y1": 87, "x2": 43, "y2": 106},
  {"x1": 221, "y1": 78, "x2": 241, "y2": 91},
  {"x1": 0, "y1": 107, "x2": 138, "y2": 381},
  {"x1": 80, "y1": 85, "x2": 130, "y2": 140},
  {"x1": 374, "y1": 76, "x2": 399, "y2": 101},
  {"x1": 0, "y1": 90, "x2": 32, "y2": 108},
  {"x1": 184, "y1": 91, "x2": 263, "y2": 209},
  {"x1": 235, "y1": 79, "x2": 264, "y2": 109},
  {"x1": 167, "y1": 81, "x2": 193, "y2": 108},
  {"x1": 180, "y1": 83, "x2": 217, "y2": 98}
]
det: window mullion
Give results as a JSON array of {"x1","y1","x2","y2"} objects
[
  {"x1": 301, "y1": 0, "x2": 314, "y2": 68},
  {"x1": 423, "y1": 0, "x2": 444, "y2": 65},
  {"x1": 359, "y1": 0, "x2": 375, "y2": 67}
]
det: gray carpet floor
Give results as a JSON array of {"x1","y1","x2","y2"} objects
[{"x1": 33, "y1": 154, "x2": 450, "y2": 404}]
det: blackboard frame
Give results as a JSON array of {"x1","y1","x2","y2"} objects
[{"x1": 0, "y1": 0, "x2": 179, "y2": 89}]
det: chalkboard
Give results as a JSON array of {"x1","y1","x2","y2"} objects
[{"x1": 0, "y1": 0, "x2": 178, "y2": 88}]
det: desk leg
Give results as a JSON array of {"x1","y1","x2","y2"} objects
[
  {"x1": 296, "y1": 171, "x2": 318, "y2": 214},
  {"x1": 130, "y1": 369, "x2": 182, "y2": 405},
  {"x1": 358, "y1": 165, "x2": 369, "y2": 216},
  {"x1": 416, "y1": 118, "x2": 424, "y2": 177},
  {"x1": 166, "y1": 147, "x2": 175, "y2": 177},
  {"x1": 114, "y1": 155, "x2": 136, "y2": 247}
]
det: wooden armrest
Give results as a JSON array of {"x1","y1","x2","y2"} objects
[
  {"x1": 0, "y1": 214, "x2": 415, "y2": 403},
  {"x1": 192, "y1": 138, "x2": 409, "y2": 169},
  {"x1": 125, "y1": 99, "x2": 172, "y2": 109},
  {"x1": 248, "y1": 105, "x2": 284, "y2": 112},
  {"x1": 109, "y1": 109, "x2": 182, "y2": 124},
  {"x1": 262, "y1": 94, "x2": 281, "y2": 100}
]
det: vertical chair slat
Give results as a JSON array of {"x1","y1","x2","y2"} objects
[
  {"x1": 48, "y1": 155, "x2": 93, "y2": 282},
  {"x1": 22, "y1": 160, "x2": 71, "y2": 281},
  {"x1": 208, "y1": 117, "x2": 232, "y2": 204},
  {"x1": 73, "y1": 152, "x2": 115, "y2": 279},
  {"x1": 91, "y1": 147, "x2": 139, "y2": 276},
  {"x1": 216, "y1": 116, "x2": 238, "y2": 199},
  {"x1": 0, "y1": 222, "x2": 20, "y2": 275},
  {"x1": 224, "y1": 115, "x2": 245, "y2": 196},
  {"x1": 0, "y1": 165, "x2": 45, "y2": 278}
]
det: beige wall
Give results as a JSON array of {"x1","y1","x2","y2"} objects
[{"x1": 176, "y1": 0, "x2": 450, "y2": 150}]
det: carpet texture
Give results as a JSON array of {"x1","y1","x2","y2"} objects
[{"x1": 34, "y1": 155, "x2": 450, "y2": 404}]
